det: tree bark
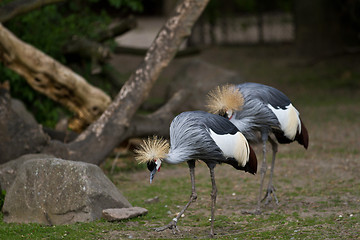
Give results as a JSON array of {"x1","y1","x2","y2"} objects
[
  {"x1": 0, "y1": 23, "x2": 112, "y2": 132},
  {"x1": 0, "y1": 0, "x2": 66, "y2": 23},
  {"x1": 42, "y1": 0, "x2": 210, "y2": 165}
]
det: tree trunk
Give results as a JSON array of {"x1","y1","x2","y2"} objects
[
  {"x1": 41, "y1": 0, "x2": 210, "y2": 165},
  {"x1": 94, "y1": 16, "x2": 137, "y2": 43}
]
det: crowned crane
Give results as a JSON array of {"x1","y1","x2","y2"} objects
[
  {"x1": 207, "y1": 83, "x2": 309, "y2": 214},
  {"x1": 135, "y1": 111, "x2": 257, "y2": 237}
]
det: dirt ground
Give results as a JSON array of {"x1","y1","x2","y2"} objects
[{"x1": 107, "y1": 45, "x2": 360, "y2": 239}]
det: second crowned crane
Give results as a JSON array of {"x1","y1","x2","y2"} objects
[{"x1": 207, "y1": 82, "x2": 309, "y2": 214}]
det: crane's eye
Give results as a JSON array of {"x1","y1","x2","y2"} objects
[
  {"x1": 219, "y1": 110, "x2": 227, "y2": 118},
  {"x1": 147, "y1": 161, "x2": 156, "y2": 172},
  {"x1": 226, "y1": 110, "x2": 233, "y2": 119}
]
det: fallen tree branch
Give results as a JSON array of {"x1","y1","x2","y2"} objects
[
  {"x1": 95, "y1": 16, "x2": 137, "y2": 43},
  {"x1": 62, "y1": 35, "x2": 111, "y2": 74},
  {"x1": 0, "y1": 0, "x2": 66, "y2": 23},
  {"x1": 63, "y1": 35, "x2": 111, "y2": 61},
  {"x1": 0, "y1": 23, "x2": 111, "y2": 131}
]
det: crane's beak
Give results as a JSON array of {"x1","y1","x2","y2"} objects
[
  {"x1": 149, "y1": 159, "x2": 162, "y2": 184},
  {"x1": 150, "y1": 168, "x2": 157, "y2": 184}
]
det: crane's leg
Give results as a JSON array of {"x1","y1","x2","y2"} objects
[
  {"x1": 155, "y1": 160, "x2": 197, "y2": 233},
  {"x1": 257, "y1": 137, "x2": 268, "y2": 213},
  {"x1": 261, "y1": 136, "x2": 279, "y2": 205},
  {"x1": 208, "y1": 165, "x2": 217, "y2": 238},
  {"x1": 242, "y1": 136, "x2": 268, "y2": 215}
]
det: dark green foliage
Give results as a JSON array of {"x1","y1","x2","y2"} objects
[
  {"x1": 0, "y1": 190, "x2": 5, "y2": 211},
  {"x1": 0, "y1": 0, "x2": 143, "y2": 127}
]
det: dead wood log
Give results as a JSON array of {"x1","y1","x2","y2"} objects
[
  {"x1": 62, "y1": 17, "x2": 137, "y2": 75},
  {"x1": 0, "y1": 23, "x2": 111, "y2": 132},
  {"x1": 42, "y1": 0, "x2": 210, "y2": 165},
  {"x1": 0, "y1": 0, "x2": 66, "y2": 23},
  {"x1": 63, "y1": 35, "x2": 111, "y2": 61},
  {"x1": 62, "y1": 35, "x2": 111, "y2": 75}
]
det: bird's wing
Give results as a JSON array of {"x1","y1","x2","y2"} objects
[
  {"x1": 237, "y1": 82, "x2": 291, "y2": 109},
  {"x1": 238, "y1": 82, "x2": 303, "y2": 141},
  {"x1": 198, "y1": 111, "x2": 239, "y2": 135}
]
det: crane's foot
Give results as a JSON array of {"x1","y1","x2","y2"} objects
[
  {"x1": 261, "y1": 185, "x2": 279, "y2": 206},
  {"x1": 209, "y1": 230, "x2": 216, "y2": 238},
  {"x1": 154, "y1": 219, "x2": 180, "y2": 234}
]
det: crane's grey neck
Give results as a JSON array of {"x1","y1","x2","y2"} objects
[
  {"x1": 163, "y1": 150, "x2": 192, "y2": 165},
  {"x1": 229, "y1": 117, "x2": 260, "y2": 142}
]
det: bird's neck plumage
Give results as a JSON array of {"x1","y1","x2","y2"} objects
[
  {"x1": 163, "y1": 149, "x2": 191, "y2": 165},
  {"x1": 229, "y1": 117, "x2": 259, "y2": 142}
]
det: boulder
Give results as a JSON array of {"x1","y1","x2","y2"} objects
[
  {"x1": 102, "y1": 207, "x2": 148, "y2": 221},
  {"x1": 11, "y1": 98, "x2": 38, "y2": 126},
  {"x1": 2, "y1": 156, "x2": 131, "y2": 225},
  {"x1": 0, "y1": 91, "x2": 49, "y2": 164},
  {"x1": 0, "y1": 154, "x2": 52, "y2": 192}
]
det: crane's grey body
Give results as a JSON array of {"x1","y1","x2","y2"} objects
[
  {"x1": 167, "y1": 111, "x2": 236, "y2": 164},
  {"x1": 165, "y1": 111, "x2": 256, "y2": 173},
  {"x1": 230, "y1": 82, "x2": 292, "y2": 143}
]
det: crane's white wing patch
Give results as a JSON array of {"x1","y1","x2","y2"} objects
[
  {"x1": 267, "y1": 103, "x2": 301, "y2": 140},
  {"x1": 209, "y1": 129, "x2": 249, "y2": 167}
]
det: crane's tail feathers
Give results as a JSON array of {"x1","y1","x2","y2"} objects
[
  {"x1": 234, "y1": 132, "x2": 257, "y2": 174},
  {"x1": 295, "y1": 119, "x2": 309, "y2": 149},
  {"x1": 274, "y1": 118, "x2": 309, "y2": 149},
  {"x1": 206, "y1": 84, "x2": 244, "y2": 114},
  {"x1": 234, "y1": 132, "x2": 250, "y2": 167},
  {"x1": 246, "y1": 145, "x2": 257, "y2": 174},
  {"x1": 134, "y1": 136, "x2": 169, "y2": 164}
]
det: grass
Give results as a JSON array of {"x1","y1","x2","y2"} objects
[{"x1": 1, "y1": 45, "x2": 360, "y2": 239}]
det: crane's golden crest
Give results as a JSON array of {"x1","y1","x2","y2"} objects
[
  {"x1": 134, "y1": 136, "x2": 169, "y2": 164},
  {"x1": 206, "y1": 84, "x2": 244, "y2": 114}
]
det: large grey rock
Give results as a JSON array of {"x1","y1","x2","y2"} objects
[
  {"x1": 169, "y1": 59, "x2": 242, "y2": 112},
  {"x1": 0, "y1": 154, "x2": 52, "y2": 191},
  {"x1": 11, "y1": 98, "x2": 38, "y2": 126},
  {"x1": 2, "y1": 157, "x2": 131, "y2": 225},
  {"x1": 102, "y1": 207, "x2": 148, "y2": 221}
]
